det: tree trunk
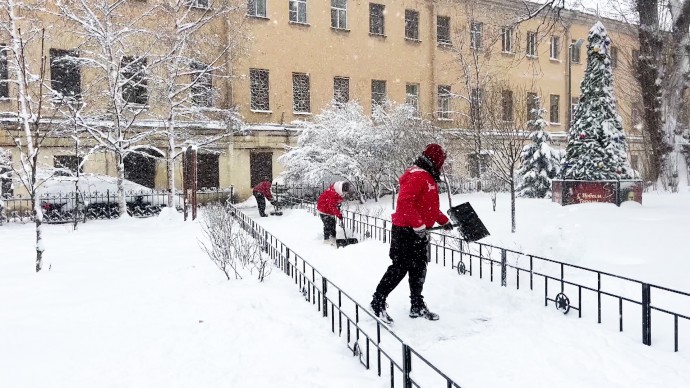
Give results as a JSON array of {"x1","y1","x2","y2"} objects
[
  {"x1": 116, "y1": 153, "x2": 128, "y2": 218},
  {"x1": 510, "y1": 173, "x2": 516, "y2": 233},
  {"x1": 167, "y1": 132, "x2": 176, "y2": 208}
]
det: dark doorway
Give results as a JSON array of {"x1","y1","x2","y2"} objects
[
  {"x1": 124, "y1": 150, "x2": 159, "y2": 189},
  {"x1": 197, "y1": 153, "x2": 219, "y2": 190},
  {"x1": 250, "y1": 151, "x2": 273, "y2": 188}
]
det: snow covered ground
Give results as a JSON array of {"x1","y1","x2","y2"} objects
[{"x1": 1, "y1": 192, "x2": 689, "y2": 387}]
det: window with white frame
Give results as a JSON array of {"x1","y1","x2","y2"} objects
[
  {"x1": 292, "y1": 72, "x2": 310, "y2": 113},
  {"x1": 501, "y1": 26, "x2": 513, "y2": 53},
  {"x1": 331, "y1": 0, "x2": 347, "y2": 29},
  {"x1": 437, "y1": 16, "x2": 451, "y2": 45},
  {"x1": 550, "y1": 36, "x2": 560, "y2": 60},
  {"x1": 550, "y1": 94, "x2": 560, "y2": 123},
  {"x1": 249, "y1": 68, "x2": 270, "y2": 111},
  {"x1": 571, "y1": 96, "x2": 579, "y2": 118},
  {"x1": 406, "y1": 83, "x2": 420, "y2": 116},
  {"x1": 289, "y1": 0, "x2": 307, "y2": 24},
  {"x1": 405, "y1": 10, "x2": 419, "y2": 40},
  {"x1": 470, "y1": 22, "x2": 483, "y2": 50},
  {"x1": 438, "y1": 85, "x2": 451, "y2": 119},
  {"x1": 369, "y1": 3, "x2": 385, "y2": 36},
  {"x1": 571, "y1": 39, "x2": 582, "y2": 63},
  {"x1": 333, "y1": 76, "x2": 349, "y2": 104},
  {"x1": 371, "y1": 79, "x2": 386, "y2": 110},
  {"x1": 190, "y1": 61, "x2": 212, "y2": 107},
  {"x1": 247, "y1": 0, "x2": 267, "y2": 18},
  {"x1": 526, "y1": 31, "x2": 537, "y2": 57}
]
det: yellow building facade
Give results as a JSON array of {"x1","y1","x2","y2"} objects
[{"x1": 1, "y1": 0, "x2": 644, "y2": 200}]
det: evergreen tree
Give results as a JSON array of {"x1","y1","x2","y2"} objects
[
  {"x1": 517, "y1": 104, "x2": 561, "y2": 198},
  {"x1": 561, "y1": 22, "x2": 633, "y2": 180}
]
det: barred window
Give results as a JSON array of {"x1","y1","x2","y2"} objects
[
  {"x1": 405, "y1": 10, "x2": 419, "y2": 40},
  {"x1": 470, "y1": 21, "x2": 482, "y2": 50},
  {"x1": 191, "y1": 61, "x2": 212, "y2": 107},
  {"x1": 0, "y1": 44, "x2": 7, "y2": 98},
  {"x1": 501, "y1": 27, "x2": 513, "y2": 53},
  {"x1": 438, "y1": 85, "x2": 451, "y2": 119},
  {"x1": 331, "y1": 0, "x2": 347, "y2": 29},
  {"x1": 293, "y1": 72, "x2": 310, "y2": 113},
  {"x1": 369, "y1": 3, "x2": 385, "y2": 36},
  {"x1": 550, "y1": 36, "x2": 560, "y2": 60},
  {"x1": 438, "y1": 16, "x2": 452, "y2": 45},
  {"x1": 371, "y1": 79, "x2": 386, "y2": 110},
  {"x1": 50, "y1": 48, "x2": 81, "y2": 101},
  {"x1": 121, "y1": 56, "x2": 148, "y2": 106},
  {"x1": 186, "y1": 0, "x2": 209, "y2": 9},
  {"x1": 470, "y1": 87, "x2": 482, "y2": 122},
  {"x1": 289, "y1": 0, "x2": 307, "y2": 24},
  {"x1": 247, "y1": 0, "x2": 267, "y2": 17},
  {"x1": 502, "y1": 89, "x2": 513, "y2": 122},
  {"x1": 54, "y1": 155, "x2": 83, "y2": 174},
  {"x1": 550, "y1": 94, "x2": 560, "y2": 123},
  {"x1": 249, "y1": 68, "x2": 270, "y2": 111},
  {"x1": 406, "y1": 83, "x2": 420, "y2": 116},
  {"x1": 571, "y1": 40, "x2": 582, "y2": 64},
  {"x1": 333, "y1": 76, "x2": 349, "y2": 104},
  {"x1": 526, "y1": 31, "x2": 537, "y2": 57}
]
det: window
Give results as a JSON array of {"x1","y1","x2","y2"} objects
[
  {"x1": 611, "y1": 46, "x2": 618, "y2": 68},
  {"x1": 333, "y1": 76, "x2": 349, "y2": 104},
  {"x1": 571, "y1": 96, "x2": 579, "y2": 119},
  {"x1": 50, "y1": 49, "x2": 81, "y2": 101},
  {"x1": 406, "y1": 83, "x2": 420, "y2": 116},
  {"x1": 501, "y1": 89, "x2": 513, "y2": 122},
  {"x1": 631, "y1": 104, "x2": 641, "y2": 126},
  {"x1": 470, "y1": 87, "x2": 482, "y2": 122},
  {"x1": 438, "y1": 85, "x2": 451, "y2": 119},
  {"x1": 197, "y1": 153, "x2": 219, "y2": 190},
  {"x1": 186, "y1": 0, "x2": 209, "y2": 9},
  {"x1": 470, "y1": 22, "x2": 483, "y2": 50},
  {"x1": 331, "y1": 0, "x2": 347, "y2": 29},
  {"x1": 405, "y1": 10, "x2": 419, "y2": 40},
  {"x1": 249, "y1": 68, "x2": 270, "y2": 111},
  {"x1": 54, "y1": 155, "x2": 82, "y2": 174},
  {"x1": 121, "y1": 56, "x2": 148, "y2": 105},
  {"x1": 247, "y1": 0, "x2": 267, "y2": 17},
  {"x1": 549, "y1": 95, "x2": 560, "y2": 123},
  {"x1": 191, "y1": 62, "x2": 212, "y2": 107},
  {"x1": 438, "y1": 16, "x2": 451, "y2": 45},
  {"x1": 570, "y1": 39, "x2": 581, "y2": 64},
  {"x1": 369, "y1": 3, "x2": 385, "y2": 36},
  {"x1": 501, "y1": 26, "x2": 513, "y2": 53},
  {"x1": 0, "y1": 44, "x2": 7, "y2": 98},
  {"x1": 292, "y1": 72, "x2": 310, "y2": 113},
  {"x1": 289, "y1": 0, "x2": 307, "y2": 24},
  {"x1": 0, "y1": 158, "x2": 12, "y2": 198},
  {"x1": 468, "y1": 153, "x2": 491, "y2": 178},
  {"x1": 527, "y1": 92, "x2": 538, "y2": 119},
  {"x1": 631, "y1": 154, "x2": 639, "y2": 170},
  {"x1": 631, "y1": 49, "x2": 639, "y2": 70},
  {"x1": 550, "y1": 36, "x2": 560, "y2": 60},
  {"x1": 526, "y1": 31, "x2": 537, "y2": 57},
  {"x1": 371, "y1": 79, "x2": 386, "y2": 110}
]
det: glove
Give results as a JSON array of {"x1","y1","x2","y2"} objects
[
  {"x1": 337, "y1": 214, "x2": 343, "y2": 220},
  {"x1": 413, "y1": 225, "x2": 428, "y2": 239},
  {"x1": 441, "y1": 222, "x2": 454, "y2": 231}
]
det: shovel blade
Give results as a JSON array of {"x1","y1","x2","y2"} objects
[
  {"x1": 447, "y1": 202, "x2": 490, "y2": 242},
  {"x1": 336, "y1": 238, "x2": 359, "y2": 248}
]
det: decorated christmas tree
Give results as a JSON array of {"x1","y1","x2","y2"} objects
[
  {"x1": 561, "y1": 22, "x2": 633, "y2": 180},
  {"x1": 517, "y1": 102, "x2": 561, "y2": 198}
]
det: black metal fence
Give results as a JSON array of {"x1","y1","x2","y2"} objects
[
  {"x1": 330, "y1": 207, "x2": 689, "y2": 353},
  {"x1": 0, "y1": 187, "x2": 234, "y2": 224},
  {"x1": 228, "y1": 203, "x2": 463, "y2": 388}
]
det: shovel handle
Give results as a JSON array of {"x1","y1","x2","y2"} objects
[{"x1": 428, "y1": 224, "x2": 458, "y2": 231}]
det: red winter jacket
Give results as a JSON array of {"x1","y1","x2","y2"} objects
[
  {"x1": 317, "y1": 182, "x2": 345, "y2": 219},
  {"x1": 391, "y1": 166, "x2": 449, "y2": 229},
  {"x1": 253, "y1": 181, "x2": 273, "y2": 201}
]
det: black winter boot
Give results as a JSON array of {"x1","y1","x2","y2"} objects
[
  {"x1": 370, "y1": 293, "x2": 394, "y2": 324},
  {"x1": 410, "y1": 300, "x2": 439, "y2": 321}
]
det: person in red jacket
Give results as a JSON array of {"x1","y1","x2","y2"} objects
[
  {"x1": 316, "y1": 181, "x2": 351, "y2": 241},
  {"x1": 253, "y1": 179, "x2": 274, "y2": 217},
  {"x1": 370, "y1": 144, "x2": 453, "y2": 324}
]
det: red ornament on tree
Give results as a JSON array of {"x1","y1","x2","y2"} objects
[{"x1": 579, "y1": 133, "x2": 586, "y2": 140}]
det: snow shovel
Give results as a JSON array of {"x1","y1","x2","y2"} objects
[
  {"x1": 336, "y1": 220, "x2": 359, "y2": 248},
  {"x1": 445, "y1": 202, "x2": 490, "y2": 242},
  {"x1": 269, "y1": 200, "x2": 283, "y2": 216}
]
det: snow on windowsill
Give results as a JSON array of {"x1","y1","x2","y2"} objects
[
  {"x1": 293, "y1": 111, "x2": 312, "y2": 116},
  {"x1": 405, "y1": 37, "x2": 422, "y2": 43},
  {"x1": 526, "y1": 55, "x2": 539, "y2": 59},
  {"x1": 438, "y1": 42, "x2": 453, "y2": 48},
  {"x1": 246, "y1": 14, "x2": 269, "y2": 20},
  {"x1": 369, "y1": 33, "x2": 386, "y2": 38},
  {"x1": 436, "y1": 117, "x2": 453, "y2": 121},
  {"x1": 250, "y1": 109, "x2": 273, "y2": 114},
  {"x1": 289, "y1": 21, "x2": 310, "y2": 27},
  {"x1": 501, "y1": 51, "x2": 515, "y2": 56},
  {"x1": 549, "y1": 58, "x2": 562, "y2": 63},
  {"x1": 331, "y1": 27, "x2": 350, "y2": 33}
]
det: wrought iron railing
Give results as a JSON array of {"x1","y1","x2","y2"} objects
[{"x1": 228, "y1": 203, "x2": 463, "y2": 388}]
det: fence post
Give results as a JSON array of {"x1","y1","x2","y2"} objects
[
  {"x1": 500, "y1": 249, "x2": 507, "y2": 287},
  {"x1": 402, "y1": 344, "x2": 412, "y2": 388},
  {"x1": 642, "y1": 283, "x2": 652, "y2": 346},
  {"x1": 322, "y1": 277, "x2": 328, "y2": 318},
  {"x1": 383, "y1": 220, "x2": 387, "y2": 244}
]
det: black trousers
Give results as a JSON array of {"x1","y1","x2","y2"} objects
[
  {"x1": 253, "y1": 192, "x2": 266, "y2": 216},
  {"x1": 320, "y1": 213, "x2": 337, "y2": 239},
  {"x1": 375, "y1": 225, "x2": 429, "y2": 305}
]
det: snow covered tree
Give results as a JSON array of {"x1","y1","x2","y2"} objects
[
  {"x1": 561, "y1": 22, "x2": 633, "y2": 181},
  {"x1": 517, "y1": 102, "x2": 561, "y2": 198}
]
